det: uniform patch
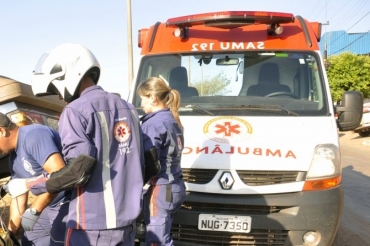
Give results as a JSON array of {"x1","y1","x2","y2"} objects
[
  {"x1": 177, "y1": 136, "x2": 183, "y2": 150},
  {"x1": 23, "y1": 158, "x2": 36, "y2": 175},
  {"x1": 113, "y1": 121, "x2": 131, "y2": 143}
]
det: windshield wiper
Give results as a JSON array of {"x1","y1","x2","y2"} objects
[
  {"x1": 183, "y1": 104, "x2": 214, "y2": 116},
  {"x1": 217, "y1": 104, "x2": 299, "y2": 116}
]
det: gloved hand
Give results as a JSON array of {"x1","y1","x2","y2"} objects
[
  {"x1": 2, "y1": 178, "x2": 28, "y2": 198},
  {"x1": 2, "y1": 174, "x2": 48, "y2": 197},
  {"x1": 21, "y1": 208, "x2": 40, "y2": 231}
]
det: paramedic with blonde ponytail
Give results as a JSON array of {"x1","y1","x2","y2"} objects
[{"x1": 137, "y1": 77, "x2": 186, "y2": 246}]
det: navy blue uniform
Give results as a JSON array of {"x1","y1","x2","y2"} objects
[
  {"x1": 9, "y1": 124, "x2": 70, "y2": 246},
  {"x1": 140, "y1": 109, "x2": 186, "y2": 246},
  {"x1": 58, "y1": 85, "x2": 144, "y2": 245}
]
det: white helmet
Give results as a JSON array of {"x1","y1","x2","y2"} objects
[{"x1": 31, "y1": 43, "x2": 100, "y2": 103}]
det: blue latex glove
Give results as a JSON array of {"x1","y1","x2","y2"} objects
[{"x1": 21, "y1": 208, "x2": 40, "y2": 231}]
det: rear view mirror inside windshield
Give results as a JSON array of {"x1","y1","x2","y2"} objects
[{"x1": 216, "y1": 57, "x2": 239, "y2": 65}]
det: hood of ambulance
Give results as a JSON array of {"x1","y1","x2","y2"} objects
[{"x1": 181, "y1": 116, "x2": 339, "y2": 194}]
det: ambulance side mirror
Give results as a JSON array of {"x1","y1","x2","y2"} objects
[{"x1": 335, "y1": 91, "x2": 363, "y2": 131}]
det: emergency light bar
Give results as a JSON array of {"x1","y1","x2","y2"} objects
[{"x1": 166, "y1": 11, "x2": 295, "y2": 28}]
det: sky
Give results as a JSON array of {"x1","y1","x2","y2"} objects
[{"x1": 1, "y1": 0, "x2": 369, "y2": 99}]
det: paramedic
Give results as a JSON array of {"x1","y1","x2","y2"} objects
[
  {"x1": 31, "y1": 43, "x2": 144, "y2": 246},
  {"x1": 137, "y1": 77, "x2": 186, "y2": 246},
  {"x1": 0, "y1": 112, "x2": 70, "y2": 246}
]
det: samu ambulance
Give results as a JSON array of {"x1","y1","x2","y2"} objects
[{"x1": 128, "y1": 11, "x2": 363, "y2": 246}]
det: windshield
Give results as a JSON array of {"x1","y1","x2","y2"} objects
[{"x1": 133, "y1": 51, "x2": 329, "y2": 117}]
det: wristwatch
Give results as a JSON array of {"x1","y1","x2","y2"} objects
[{"x1": 29, "y1": 207, "x2": 41, "y2": 216}]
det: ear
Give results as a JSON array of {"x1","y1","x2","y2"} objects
[
  {"x1": 149, "y1": 93, "x2": 157, "y2": 103},
  {"x1": 149, "y1": 93, "x2": 155, "y2": 100},
  {"x1": 0, "y1": 127, "x2": 6, "y2": 137}
]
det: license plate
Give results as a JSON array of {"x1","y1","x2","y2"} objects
[{"x1": 198, "y1": 214, "x2": 252, "y2": 233}]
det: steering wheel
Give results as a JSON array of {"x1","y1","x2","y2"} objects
[{"x1": 265, "y1": 92, "x2": 300, "y2": 99}]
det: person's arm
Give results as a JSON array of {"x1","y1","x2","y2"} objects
[
  {"x1": 29, "y1": 152, "x2": 65, "y2": 212},
  {"x1": 42, "y1": 107, "x2": 97, "y2": 194},
  {"x1": 8, "y1": 193, "x2": 28, "y2": 235},
  {"x1": 58, "y1": 107, "x2": 96, "y2": 159},
  {"x1": 19, "y1": 152, "x2": 66, "y2": 231},
  {"x1": 141, "y1": 123, "x2": 163, "y2": 182},
  {"x1": 11, "y1": 128, "x2": 68, "y2": 198}
]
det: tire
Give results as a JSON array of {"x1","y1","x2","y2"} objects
[{"x1": 358, "y1": 131, "x2": 370, "y2": 137}]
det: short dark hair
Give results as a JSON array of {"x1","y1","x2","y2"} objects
[{"x1": 0, "y1": 112, "x2": 13, "y2": 128}]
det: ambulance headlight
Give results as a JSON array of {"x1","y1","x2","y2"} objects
[{"x1": 307, "y1": 144, "x2": 340, "y2": 179}]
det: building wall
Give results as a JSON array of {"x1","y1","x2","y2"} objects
[{"x1": 319, "y1": 30, "x2": 370, "y2": 56}]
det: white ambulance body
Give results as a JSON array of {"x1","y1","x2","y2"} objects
[{"x1": 129, "y1": 11, "x2": 363, "y2": 246}]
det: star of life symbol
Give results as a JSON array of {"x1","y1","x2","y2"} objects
[
  {"x1": 203, "y1": 117, "x2": 252, "y2": 143},
  {"x1": 215, "y1": 121, "x2": 240, "y2": 137},
  {"x1": 219, "y1": 171, "x2": 234, "y2": 190},
  {"x1": 114, "y1": 121, "x2": 131, "y2": 143}
]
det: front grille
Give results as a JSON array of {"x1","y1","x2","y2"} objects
[
  {"x1": 171, "y1": 225, "x2": 288, "y2": 245},
  {"x1": 182, "y1": 168, "x2": 218, "y2": 184},
  {"x1": 181, "y1": 202, "x2": 290, "y2": 215},
  {"x1": 238, "y1": 170, "x2": 304, "y2": 186},
  {"x1": 182, "y1": 168, "x2": 305, "y2": 186}
]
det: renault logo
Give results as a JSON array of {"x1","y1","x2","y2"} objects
[{"x1": 219, "y1": 172, "x2": 234, "y2": 190}]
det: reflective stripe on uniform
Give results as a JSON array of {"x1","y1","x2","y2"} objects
[
  {"x1": 150, "y1": 185, "x2": 161, "y2": 216},
  {"x1": 97, "y1": 112, "x2": 116, "y2": 228}
]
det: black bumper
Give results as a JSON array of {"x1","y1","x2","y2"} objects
[{"x1": 137, "y1": 186, "x2": 342, "y2": 246}]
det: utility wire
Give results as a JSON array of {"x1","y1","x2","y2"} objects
[
  {"x1": 331, "y1": 30, "x2": 370, "y2": 54},
  {"x1": 345, "y1": 10, "x2": 370, "y2": 32},
  {"x1": 307, "y1": 0, "x2": 322, "y2": 19},
  {"x1": 330, "y1": 0, "x2": 368, "y2": 31},
  {"x1": 329, "y1": 9, "x2": 370, "y2": 46},
  {"x1": 330, "y1": 0, "x2": 358, "y2": 30},
  {"x1": 312, "y1": 0, "x2": 332, "y2": 21},
  {"x1": 327, "y1": 0, "x2": 351, "y2": 23}
]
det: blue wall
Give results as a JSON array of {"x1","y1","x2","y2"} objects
[{"x1": 319, "y1": 30, "x2": 370, "y2": 56}]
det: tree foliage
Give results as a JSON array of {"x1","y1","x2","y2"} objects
[
  {"x1": 327, "y1": 52, "x2": 370, "y2": 102},
  {"x1": 190, "y1": 72, "x2": 231, "y2": 96}
]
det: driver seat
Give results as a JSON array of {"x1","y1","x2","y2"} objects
[
  {"x1": 246, "y1": 63, "x2": 291, "y2": 96},
  {"x1": 169, "y1": 66, "x2": 199, "y2": 97}
]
